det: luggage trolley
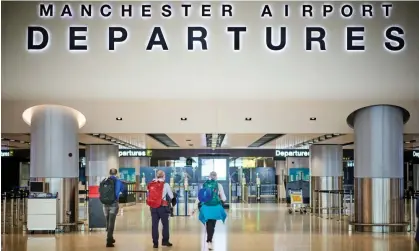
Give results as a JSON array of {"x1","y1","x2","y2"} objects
[{"x1": 288, "y1": 189, "x2": 307, "y2": 214}]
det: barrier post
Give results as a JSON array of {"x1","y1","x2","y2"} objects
[
  {"x1": 338, "y1": 191, "x2": 342, "y2": 221},
  {"x1": 317, "y1": 191, "x2": 321, "y2": 218},
  {"x1": 327, "y1": 191, "x2": 332, "y2": 219},
  {"x1": 184, "y1": 190, "x2": 188, "y2": 216},
  {"x1": 10, "y1": 198, "x2": 14, "y2": 228},
  {"x1": 2, "y1": 197, "x2": 6, "y2": 234},
  {"x1": 350, "y1": 190, "x2": 354, "y2": 221},
  {"x1": 411, "y1": 196, "x2": 414, "y2": 232},
  {"x1": 17, "y1": 197, "x2": 21, "y2": 225},
  {"x1": 176, "y1": 191, "x2": 180, "y2": 216}
]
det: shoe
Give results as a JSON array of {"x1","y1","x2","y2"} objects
[
  {"x1": 106, "y1": 243, "x2": 114, "y2": 248},
  {"x1": 162, "y1": 242, "x2": 173, "y2": 247},
  {"x1": 153, "y1": 244, "x2": 158, "y2": 249},
  {"x1": 207, "y1": 242, "x2": 213, "y2": 250}
]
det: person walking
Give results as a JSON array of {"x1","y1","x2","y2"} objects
[
  {"x1": 147, "y1": 170, "x2": 174, "y2": 248},
  {"x1": 99, "y1": 168, "x2": 125, "y2": 248},
  {"x1": 192, "y1": 171, "x2": 227, "y2": 250}
]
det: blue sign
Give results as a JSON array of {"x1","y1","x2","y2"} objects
[{"x1": 119, "y1": 168, "x2": 136, "y2": 182}]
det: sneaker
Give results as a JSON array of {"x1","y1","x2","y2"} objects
[
  {"x1": 162, "y1": 242, "x2": 173, "y2": 247},
  {"x1": 153, "y1": 244, "x2": 158, "y2": 249},
  {"x1": 106, "y1": 243, "x2": 114, "y2": 248},
  {"x1": 207, "y1": 242, "x2": 213, "y2": 250}
]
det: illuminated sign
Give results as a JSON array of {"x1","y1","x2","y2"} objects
[
  {"x1": 414, "y1": 151, "x2": 419, "y2": 158},
  {"x1": 119, "y1": 149, "x2": 152, "y2": 157},
  {"x1": 1, "y1": 150, "x2": 14, "y2": 157},
  {"x1": 242, "y1": 158, "x2": 256, "y2": 168},
  {"x1": 275, "y1": 150, "x2": 310, "y2": 157},
  {"x1": 27, "y1": 3, "x2": 404, "y2": 53}
]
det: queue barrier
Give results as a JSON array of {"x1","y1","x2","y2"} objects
[
  {"x1": 1, "y1": 191, "x2": 29, "y2": 234},
  {"x1": 313, "y1": 189, "x2": 353, "y2": 221}
]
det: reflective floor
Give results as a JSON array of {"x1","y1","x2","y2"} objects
[{"x1": 2, "y1": 203, "x2": 417, "y2": 251}]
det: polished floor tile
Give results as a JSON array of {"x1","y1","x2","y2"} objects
[{"x1": 2, "y1": 203, "x2": 417, "y2": 251}]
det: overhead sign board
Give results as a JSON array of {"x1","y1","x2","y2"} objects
[
  {"x1": 27, "y1": 3, "x2": 405, "y2": 53},
  {"x1": 119, "y1": 149, "x2": 152, "y2": 157},
  {"x1": 275, "y1": 149, "x2": 310, "y2": 157}
]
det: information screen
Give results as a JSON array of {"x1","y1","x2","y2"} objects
[{"x1": 201, "y1": 158, "x2": 227, "y2": 180}]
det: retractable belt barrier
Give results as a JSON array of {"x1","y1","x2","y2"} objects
[
  {"x1": 1, "y1": 190, "x2": 29, "y2": 233},
  {"x1": 313, "y1": 189, "x2": 353, "y2": 221}
]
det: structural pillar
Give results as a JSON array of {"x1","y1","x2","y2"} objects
[
  {"x1": 347, "y1": 105, "x2": 410, "y2": 232},
  {"x1": 309, "y1": 145, "x2": 343, "y2": 214},
  {"x1": 22, "y1": 105, "x2": 86, "y2": 227},
  {"x1": 275, "y1": 160, "x2": 286, "y2": 202},
  {"x1": 85, "y1": 144, "x2": 119, "y2": 229}
]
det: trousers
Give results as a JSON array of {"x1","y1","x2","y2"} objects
[
  {"x1": 103, "y1": 202, "x2": 119, "y2": 243},
  {"x1": 206, "y1": 219, "x2": 217, "y2": 242},
  {"x1": 151, "y1": 206, "x2": 170, "y2": 244}
]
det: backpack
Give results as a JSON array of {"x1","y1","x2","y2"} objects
[
  {"x1": 146, "y1": 180, "x2": 165, "y2": 208},
  {"x1": 198, "y1": 187, "x2": 213, "y2": 204},
  {"x1": 202, "y1": 180, "x2": 220, "y2": 206},
  {"x1": 99, "y1": 177, "x2": 116, "y2": 205}
]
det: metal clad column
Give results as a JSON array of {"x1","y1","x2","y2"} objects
[
  {"x1": 86, "y1": 145, "x2": 119, "y2": 229},
  {"x1": 275, "y1": 160, "x2": 286, "y2": 202},
  {"x1": 347, "y1": 105, "x2": 410, "y2": 232},
  {"x1": 22, "y1": 105, "x2": 86, "y2": 228},
  {"x1": 310, "y1": 145, "x2": 343, "y2": 214}
]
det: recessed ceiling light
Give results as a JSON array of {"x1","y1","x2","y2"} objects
[
  {"x1": 116, "y1": 117, "x2": 122, "y2": 121},
  {"x1": 180, "y1": 117, "x2": 187, "y2": 121},
  {"x1": 20, "y1": 141, "x2": 25, "y2": 143},
  {"x1": 333, "y1": 133, "x2": 340, "y2": 136},
  {"x1": 10, "y1": 139, "x2": 15, "y2": 142},
  {"x1": 310, "y1": 117, "x2": 316, "y2": 121},
  {"x1": 245, "y1": 117, "x2": 252, "y2": 121},
  {"x1": 93, "y1": 133, "x2": 99, "y2": 136},
  {"x1": 111, "y1": 139, "x2": 116, "y2": 142}
]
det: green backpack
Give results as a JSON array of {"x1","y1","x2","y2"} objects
[{"x1": 203, "y1": 180, "x2": 220, "y2": 206}]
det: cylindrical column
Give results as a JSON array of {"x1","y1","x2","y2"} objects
[
  {"x1": 85, "y1": 144, "x2": 119, "y2": 229},
  {"x1": 347, "y1": 105, "x2": 410, "y2": 232},
  {"x1": 22, "y1": 105, "x2": 86, "y2": 227},
  {"x1": 275, "y1": 160, "x2": 286, "y2": 202},
  {"x1": 310, "y1": 145, "x2": 343, "y2": 215}
]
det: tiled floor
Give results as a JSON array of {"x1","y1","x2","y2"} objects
[{"x1": 2, "y1": 203, "x2": 417, "y2": 251}]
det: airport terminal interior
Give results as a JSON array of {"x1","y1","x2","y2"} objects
[{"x1": 2, "y1": 1, "x2": 419, "y2": 251}]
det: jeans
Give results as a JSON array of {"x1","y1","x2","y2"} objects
[
  {"x1": 206, "y1": 219, "x2": 217, "y2": 242},
  {"x1": 103, "y1": 202, "x2": 119, "y2": 243},
  {"x1": 151, "y1": 206, "x2": 170, "y2": 244}
]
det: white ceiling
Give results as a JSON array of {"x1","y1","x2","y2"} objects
[
  {"x1": 1, "y1": 2, "x2": 419, "y2": 135},
  {"x1": 2, "y1": 133, "x2": 417, "y2": 150}
]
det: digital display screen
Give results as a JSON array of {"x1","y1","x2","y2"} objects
[{"x1": 201, "y1": 158, "x2": 227, "y2": 181}]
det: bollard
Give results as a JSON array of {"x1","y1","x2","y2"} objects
[
  {"x1": 17, "y1": 197, "x2": 21, "y2": 225},
  {"x1": 411, "y1": 196, "x2": 414, "y2": 232},
  {"x1": 326, "y1": 191, "x2": 331, "y2": 219},
  {"x1": 10, "y1": 198, "x2": 14, "y2": 228},
  {"x1": 338, "y1": 192, "x2": 342, "y2": 221},
  {"x1": 2, "y1": 197, "x2": 6, "y2": 233},
  {"x1": 184, "y1": 190, "x2": 188, "y2": 216},
  {"x1": 350, "y1": 190, "x2": 353, "y2": 221},
  {"x1": 22, "y1": 198, "x2": 27, "y2": 224},
  {"x1": 318, "y1": 191, "x2": 321, "y2": 218}
]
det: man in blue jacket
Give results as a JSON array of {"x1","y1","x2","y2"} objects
[{"x1": 103, "y1": 168, "x2": 124, "y2": 247}]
